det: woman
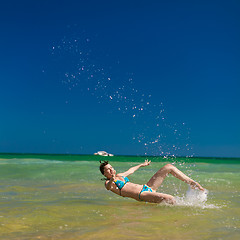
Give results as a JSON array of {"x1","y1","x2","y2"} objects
[{"x1": 100, "y1": 160, "x2": 204, "y2": 204}]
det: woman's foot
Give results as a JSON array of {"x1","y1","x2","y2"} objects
[{"x1": 190, "y1": 181, "x2": 204, "y2": 191}]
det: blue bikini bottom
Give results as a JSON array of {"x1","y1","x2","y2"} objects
[{"x1": 139, "y1": 184, "x2": 153, "y2": 200}]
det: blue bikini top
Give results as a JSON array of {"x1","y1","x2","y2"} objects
[{"x1": 114, "y1": 176, "x2": 129, "y2": 189}]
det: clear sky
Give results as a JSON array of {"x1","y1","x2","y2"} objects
[{"x1": 0, "y1": 0, "x2": 239, "y2": 157}]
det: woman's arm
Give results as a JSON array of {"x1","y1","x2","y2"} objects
[
  {"x1": 118, "y1": 160, "x2": 151, "y2": 177},
  {"x1": 105, "y1": 175, "x2": 116, "y2": 190}
]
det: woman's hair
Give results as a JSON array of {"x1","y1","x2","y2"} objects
[{"x1": 99, "y1": 160, "x2": 109, "y2": 175}]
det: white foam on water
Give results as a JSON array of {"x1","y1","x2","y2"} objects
[
  {"x1": 175, "y1": 186, "x2": 219, "y2": 209},
  {"x1": 186, "y1": 186, "x2": 209, "y2": 202}
]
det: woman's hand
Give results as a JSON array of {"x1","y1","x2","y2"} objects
[
  {"x1": 110, "y1": 175, "x2": 116, "y2": 182},
  {"x1": 141, "y1": 159, "x2": 151, "y2": 167},
  {"x1": 105, "y1": 174, "x2": 116, "y2": 190},
  {"x1": 110, "y1": 169, "x2": 116, "y2": 181}
]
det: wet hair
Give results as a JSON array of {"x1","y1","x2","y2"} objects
[{"x1": 99, "y1": 160, "x2": 109, "y2": 175}]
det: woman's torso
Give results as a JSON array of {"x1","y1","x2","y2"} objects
[{"x1": 106, "y1": 176, "x2": 143, "y2": 200}]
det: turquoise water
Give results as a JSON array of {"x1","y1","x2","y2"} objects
[{"x1": 0, "y1": 154, "x2": 239, "y2": 239}]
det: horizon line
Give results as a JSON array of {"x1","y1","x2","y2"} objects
[{"x1": 0, "y1": 152, "x2": 239, "y2": 159}]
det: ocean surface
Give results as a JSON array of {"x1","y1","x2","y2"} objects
[{"x1": 0, "y1": 154, "x2": 239, "y2": 240}]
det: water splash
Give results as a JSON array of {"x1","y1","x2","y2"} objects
[
  {"x1": 50, "y1": 31, "x2": 194, "y2": 158},
  {"x1": 175, "y1": 187, "x2": 218, "y2": 209}
]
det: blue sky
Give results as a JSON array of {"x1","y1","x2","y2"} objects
[{"x1": 0, "y1": 0, "x2": 239, "y2": 157}]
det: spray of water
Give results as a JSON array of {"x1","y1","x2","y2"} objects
[
  {"x1": 50, "y1": 32, "x2": 194, "y2": 159},
  {"x1": 174, "y1": 187, "x2": 217, "y2": 209}
]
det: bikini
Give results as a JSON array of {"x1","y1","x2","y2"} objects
[
  {"x1": 114, "y1": 176, "x2": 129, "y2": 195},
  {"x1": 114, "y1": 176, "x2": 153, "y2": 200},
  {"x1": 138, "y1": 185, "x2": 153, "y2": 200}
]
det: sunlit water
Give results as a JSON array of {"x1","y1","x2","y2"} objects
[{"x1": 0, "y1": 155, "x2": 239, "y2": 239}]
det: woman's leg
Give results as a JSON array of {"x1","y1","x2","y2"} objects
[
  {"x1": 146, "y1": 164, "x2": 204, "y2": 191},
  {"x1": 139, "y1": 191, "x2": 176, "y2": 204}
]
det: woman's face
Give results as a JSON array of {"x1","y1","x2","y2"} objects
[{"x1": 104, "y1": 164, "x2": 116, "y2": 177}]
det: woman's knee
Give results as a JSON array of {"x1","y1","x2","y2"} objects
[{"x1": 163, "y1": 164, "x2": 174, "y2": 171}]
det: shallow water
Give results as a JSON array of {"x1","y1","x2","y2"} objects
[{"x1": 0, "y1": 155, "x2": 239, "y2": 239}]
